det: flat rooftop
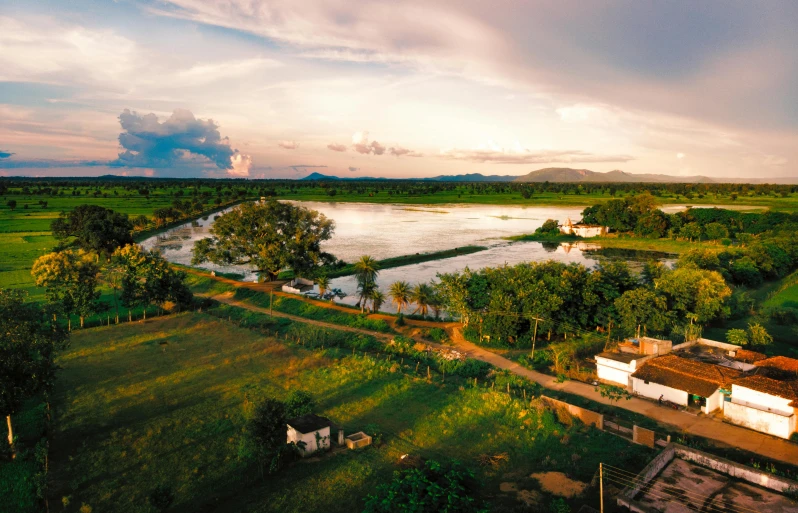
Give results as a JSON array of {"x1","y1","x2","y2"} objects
[{"x1": 632, "y1": 458, "x2": 798, "y2": 513}]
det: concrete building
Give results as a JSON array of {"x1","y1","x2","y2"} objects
[
  {"x1": 723, "y1": 356, "x2": 798, "y2": 439},
  {"x1": 631, "y1": 354, "x2": 741, "y2": 414},
  {"x1": 286, "y1": 413, "x2": 332, "y2": 457},
  {"x1": 282, "y1": 277, "x2": 315, "y2": 295},
  {"x1": 595, "y1": 352, "x2": 653, "y2": 387},
  {"x1": 558, "y1": 218, "x2": 608, "y2": 238}
]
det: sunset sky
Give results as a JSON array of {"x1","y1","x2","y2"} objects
[{"x1": 1, "y1": 1, "x2": 796, "y2": 180}]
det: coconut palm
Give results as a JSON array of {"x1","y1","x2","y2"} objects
[
  {"x1": 316, "y1": 275, "x2": 330, "y2": 300},
  {"x1": 370, "y1": 289, "x2": 386, "y2": 313},
  {"x1": 411, "y1": 283, "x2": 434, "y2": 317},
  {"x1": 388, "y1": 281, "x2": 411, "y2": 314},
  {"x1": 354, "y1": 255, "x2": 380, "y2": 312}
]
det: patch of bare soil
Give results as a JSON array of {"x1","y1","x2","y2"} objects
[
  {"x1": 517, "y1": 490, "x2": 542, "y2": 507},
  {"x1": 530, "y1": 471, "x2": 587, "y2": 498},
  {"x1": 500, "y1": 482, "x2": 518, "y2": 492}
]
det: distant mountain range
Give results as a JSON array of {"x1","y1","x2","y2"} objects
[{"x1": 301, "y1": 168, "x2": 786, "y2": 183}]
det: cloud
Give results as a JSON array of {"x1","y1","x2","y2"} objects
[
  {"x1": 327, "y1": 143, "x2": 347, "y2": 152},
  {"x1": 438, "y1": 147, "x2": 634, "y2": 164},
  {"x1": 278, "y1": 140, "x2": 299, "y2": 150},
  {"x1": 289, "y1": 164, "x2": 327, "y2": 173},
  {"x1": 352, "y1": 131, "x2": 387, "y2": 155},
  {"x1": 389, "y1": 146, "x2": 423, "y2": 157},
  {"x1": 110, "y1": 109, "x2": 251, "y2": 175},
  {"x1": 676, "y1": 152, "x2": 686, "y2": 160},
  {"x1": 229, "y1": 153, "x2": 252, "y2": 177},
  {"x1": 348, "y1": 166, "x2": 359, "y2": 172},
  {"x1": 0, "y1": 150, "x2": 13, "y2": 159}
]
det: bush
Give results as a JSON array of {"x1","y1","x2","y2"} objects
[
  {"x1": 148, "y1": 485, "x2": 175, "y2": 512},
  {"x1": 766, "y1": 306, "x2": 798, "y2": 325},
  {"x1": 426, "y1": 327, "x2": 447, "y2": 343}
]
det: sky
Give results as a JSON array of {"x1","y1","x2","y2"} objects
[{"x1": 0, "y1": 1, "x2": 796, "y2": 180}]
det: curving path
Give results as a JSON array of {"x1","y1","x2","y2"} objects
[{"x1": 194, "y1": 270, "x2": 798, "y2": 466}]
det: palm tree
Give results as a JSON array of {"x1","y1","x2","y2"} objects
[
  {"x1": 316, "y1": 275, "x2": 330, "y2": 300},
  {"x1": 411, "y1": 283, "x2": 434, "y2": 317},
  {"x1": 370, "y1": 289, "x2": 386, "y2": 313},
  {"x1": 354, "y1": 255, "x2": 380, "y2": 312},
  {"x1": 388, "y1": 281, "x2": 411, "y2": 314}
]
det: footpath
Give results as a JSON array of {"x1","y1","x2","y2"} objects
[{"x1": 197, "y1": 273, "x2": 798, "y2": 466}]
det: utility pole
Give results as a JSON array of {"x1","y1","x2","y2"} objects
[
  {"x1": 600, "y1": 462, "x2": 604, "y2": 513},
  {"x1": 530, "y1": 316, "x2": 542, "y2": 359}
]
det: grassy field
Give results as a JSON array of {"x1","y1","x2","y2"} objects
[
  {"x1": 0, "y1": 188, "x2": 241, "y2": 298},
  {"x1": 277, "y1": 187, "x2": 798, "y2": 211},
  {"x1": 45, "y1": 312, "x2": 652, "y2": 513},
  {"x1": 322, "y1": 245, "x2": 488, "y2": 278}
]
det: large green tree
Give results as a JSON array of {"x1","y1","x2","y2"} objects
[
  {"x1": 113, "y1": 244, "x2": 193, "y2": 317},
  {"x1": 31, "y1": 249, "x2": 101, "y2": 328},
  {"x1": 654, "y1": 266, "x2": 731, "y2": 324},
  {"x1": 353, "y1": 255, "x2": 380, "y2": 312},
  {"x1": 192, "y1": 200, "x2": 335, "y2": 281},
  {"x1": 0, "y1": 290, "x2": 68, "y2": 456},
  {"x1": 51, "y1": 204, "x2": 134, "y2": 253},
  {"x1": 615, "y1": 288, "x2": 672, "y2": 337}
]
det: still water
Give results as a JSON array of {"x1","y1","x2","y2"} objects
[{"x1": 140, "y1": 201, "x2": 675, "y2": 311}]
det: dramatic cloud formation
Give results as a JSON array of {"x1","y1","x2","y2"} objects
[
  {"x1": 111, "y1": 109, "x2": 251, "y2": 175},
  {"x1": 0, "y1": 150, "x2": 13, "y2": 159},
  {"x1": 389, "y1": 146, "x2": 423, "y2": 157},
  {"x1": 348, "y1": 166, "x2": 359, "y2": 172},
  {"x1": 351, "y1": 131, "x2": 386, "y2": 155},
  {"x1": 327, "y1": 143, "x2": 347, "y2": 152},
  {"x1": 278, "y1": 140, "x2": 299, "y2": 150},
  {"x1": 439, "y1": 148, "x2": 634, "y2": 165}
]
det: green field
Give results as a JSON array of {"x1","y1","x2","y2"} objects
[
  {"x1": 45, "y1": 312, "x2": 651, "y2": 513},
  {"x1": 0, "y1": 187, "x2": 241, "y2": 297}
]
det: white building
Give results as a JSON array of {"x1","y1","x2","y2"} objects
[
  {"x1": 282, "y1": 277, "x2": 315, "y2": 295},
  {"x1": 631, "y1": 354, "x2": 741, "y2": 414},
  {"x1": 559, "y1": 218, "x2": 608, "y2": 238},
  {"x1": 595, "y1": 352, "x2": 653, "y2": 387},
  {"x1": 723, "y1": 356, "x2": 798, "y2": 439},
  {"x1": 286, "y1": 413, "x2": 332, "y2": 457}
]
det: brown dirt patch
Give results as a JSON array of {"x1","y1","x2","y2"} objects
[
  {"x1": 530, "y1": 471, "x2": 587, "y2": 498},
  {"x1": 500, "y1": 482, "x2": 518, "y2": 492},
  {"x1": 517, "y1": 490, "x2": 542, "y2": 507}
]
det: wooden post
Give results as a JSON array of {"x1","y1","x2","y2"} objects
[
  {"x1": 531, "y1": 317, "x2": 540, "y2": 359},
  {"x1": 129, "y1": 310, "x2": 132, "y2": 322},
  {"x1": 600, "y1": 462, "x2": 604, "y2": 513},
  {"x1": 427, "y1": 366, "x2": 431, "y2": 380},
  {"x1": 6, "y1": 415, "x2": 14, "y2": 459},
  {"x1": 270, "y1": 290, "x2": 274, "y2": 316},
  {"x1": 415, "y1": 362, "x2": 420, "y2": 373}
]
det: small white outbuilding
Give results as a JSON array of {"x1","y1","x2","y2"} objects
[{"x1": 286, "y1": 413, "x2": 332, "y2": 457}]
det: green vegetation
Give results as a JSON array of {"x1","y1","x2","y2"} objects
[
  {"x1": 323, "y1": 246, "x2": 487, "y2": 278},
  {"x1": 192, "y1": 200, "x2": 335, "y2": 281},
  {"x1": 45, "y1": 312, "x2": 652, "y2": 513},
  {"x1": 232, "y1": 287, "x2": 394, "y2": 333}
]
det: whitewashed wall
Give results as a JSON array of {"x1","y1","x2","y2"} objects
[
  {"x1": 732, "y1": 385, "x2": 794, "y2": 416},
  {"x1": 287, "y1": 426, "x2": 331, "y2": 456},
  {"x1": 703, "y1": 389, "x2": 725, "y2": 414},
  {"x1": 632, "y1": 378, "x2": 688, "y2": 405},
  {"x1": 724, "y1": 401, "x2": 796, "y2": 439},
  {"x1": 596, "y1": 357, "x2": 633, "y2": 386}
]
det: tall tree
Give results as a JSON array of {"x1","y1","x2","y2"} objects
[
  {"x1": 51, "y1": 204, "x2": 133, "y2": 253},
  {"x1": 411, "y1": 283, "x2": 434, "y2": 317},
  {"x1": 370, "y1": 289, "x2": 386, "y2": 313},
  {"x1": 315, "y1": 275, "x2": 330, "y2": 300},
  {"x1": 113, "y1": 244, "x2": 193, "y2": 318},
  {"x1": 0, "y1": 290, "x2": 68, "y2": 457},
  {"x1": 192, "y1": 200, "x2": 335, "y2": 281},
  {"x1": 353, "y1": 255, "x2": 380, "y2": 312},
  {"x1": 654, "y1": 266, "x2": 731, "y2": 324},
  {"x1": 31, "y1": 249, "x2": 101, "y2": 328},
  {"x1": 389, "y1": 281, "x2": 411, "y2": 314}
]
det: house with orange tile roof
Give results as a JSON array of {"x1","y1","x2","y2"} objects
[{"x1": 723, "y1": 356, "x2": 798, "y2": 439}]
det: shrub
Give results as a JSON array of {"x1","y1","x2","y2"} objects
[
  {"x1": 148, "y1": 485, "x2": 175, "y2": 512},
  {"x1": 426, "y1": 327, "x2": 447, "y2": 343}
]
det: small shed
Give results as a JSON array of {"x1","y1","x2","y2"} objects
[
  {"x1": 286, "y1": 413, "x2": 332, "y2": 457},
  {"x1": 559, "y1": 218, "x2": 608, "y2": 238},
  {"x1": 282, "y1": 277, "x2": 315, "y2": 294}
]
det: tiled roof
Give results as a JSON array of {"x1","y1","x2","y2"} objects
[
  {"x1": 733, "y1": 375, "x2": 798, "y2": 404},
  {"x1": 733, "y1": 349, "x2": 767, "y2": 364},
  {"x1": 632, "y1": 354, "x2": 741, "y2": 398},
  {"x1": 754, "y1": 356, "x2": 798, "y2": 373}
]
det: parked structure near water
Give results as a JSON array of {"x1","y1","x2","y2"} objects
[
  {"x1": 282, "y1": 277, "x2": 315, "y2": 294},
  {"x1": 558, "y1": 218, "x2": 608, "y2": 237}
]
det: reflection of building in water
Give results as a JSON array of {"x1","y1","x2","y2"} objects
[
  {"x1": 559, "y1": 218, "x2": 608, "y2": 238},
  {"x1": 560, "y1": 242, "x2": 602, "y2": 254}
]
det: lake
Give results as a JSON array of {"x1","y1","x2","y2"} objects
[{"x1": 140, "y1": 201, "x2": 676, "y2": 311}]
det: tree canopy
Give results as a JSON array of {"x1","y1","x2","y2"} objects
[
  {"x1": 0, "y1": 289, "x2": 69, "y2": 453},
  {"x1": 51, "y1": 204, "x2": 134, "y2": 253},
  {"x1": 363, "y1": 460, "x2": 486, "y2": 513},
  {"x1": 31, "y1": 249, "x2": 101, "y2": 327},
  {"x1": 112, "y1": 244, "x2": 193, "y2": 312},
  {"x1": 192, "y1": 200, "x2": 335, "y2": 281}
]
